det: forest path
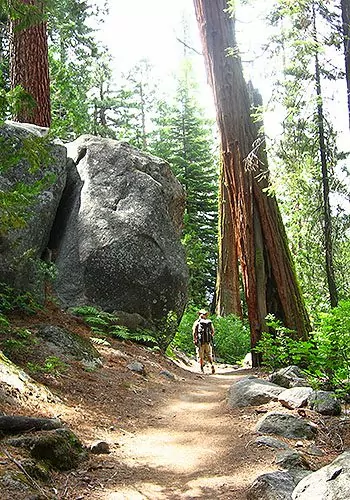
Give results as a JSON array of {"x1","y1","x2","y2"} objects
[{"x1": 87, "y1": 367, "x2": 275, "y2": 500}]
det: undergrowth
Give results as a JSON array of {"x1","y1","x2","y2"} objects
[
  {"x1": 255, "y1": 302, "x2": 350, "y2": 399},
  {"x1": 70, "y1": 305, "x2": 157, "y2": 347}
]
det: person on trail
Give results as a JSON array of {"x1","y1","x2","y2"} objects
[{"x1": 192, "y1": 309, "x2": 215, "y2": 374}]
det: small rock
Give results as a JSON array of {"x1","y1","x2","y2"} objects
[
  {"x1": 305, "y1": 445, "x2": 324, "y2": 457},
  {"x1": 228, "y1": 377, "x2": 284, "y2": 408},
  {"x1": 278, "y1": 387, "x2": 313, "y2": 410},
  {"x1": 255, "y1": 412, "x2": 317, "y2": 440},
  {"x1": 269, "y1": 366, "x2": 307, "y2": 389},
  {"x1": 255, "y1": 435, "x2": 290, "y2": 450},
  {"x1": 81, "y1": 359, "x2": 103, "y2": 371},
  {"x1": 275, "y1": 450, "x2": 311, "y2": 470},
  {"x1": 90, "y1": 441, "x2": 110, "y2": 454},
  {"x1": 127, "y1": 361, "x2": 146, "y2": 375},
  {"x1": 159, "y1": 370, "x2": 176, "y2": 380}
]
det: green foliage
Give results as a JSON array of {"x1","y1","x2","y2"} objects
[
  {"x1": 256, "y1": 303, "x2": 350, "y2": 396},
  {"x1": 0, "y1": 283, "x2": 40, "y2": 315},
  {"x1": 311, "y1": 300, "x2": 350, "y2": 394},
  {"x1": 47, "y1": 0, "x2": 105, "y2": 140},
  {"x1": 212, "y1": 314, "x2": 250, "y2": 364},
  {"x1": 27, "y1": 355, "x2": 67, "y2": 375},
  {"x1": 265, "y1": 0, "x2": 350, "y2": 311},
  {"x1": 49, "y1": 50, "x2": 93, "y2": 140},
  {"x1": 171, "y1": 305, "x2": 198, "y2": 356},
  {"x1": 70, "y1": 306, "x2": 157, "y2": 346},
  {"x1": 0, "y1": 313, "x2": 10, "y2": 330},
  {"x1": 1, "y1": 327, "x2": 36, "y2": 360},
  {"x1": 150, "y1": 60, "x2": 218, "y2": 303},
  {"x1": 37, "y1": 260, "x2": 58, "y2": 283},
  {"x1": 0, "y1": 114, "x2": 55, "y2": 235},
  {"x1": 255, "y1": 315, "x2": 315, "y2": 371}
]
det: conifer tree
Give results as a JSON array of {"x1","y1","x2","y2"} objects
[
  {"x1": 150, "y1": 61, "x2": 218, "y2": 305},
  {"x1": 267, "y1": 0, "x2": 349, "y2": 308},
  {"x1": 48, "y1": 0, "x2": 103, "y2": 139}
]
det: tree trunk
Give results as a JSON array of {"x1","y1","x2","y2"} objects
[
  {"x1": 341, "y1": 0, "x2": 350, "y2": 128},
  {"x1": 313, "y1": 2, "x2": 338, "y2": 307},
  {"x1": 10, "y1": 0, "x2": 51, "y2": 127},
  {"x1": 193, "y1": 0, "x2": 311, "y2": 365},
  {"x1": 0, "y1": 415, "x2": 62, "y2": 434},
  {"x1": 216, "y1": 161, "x2": 242, "y2": 317}
]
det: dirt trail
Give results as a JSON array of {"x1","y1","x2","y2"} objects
[
  {"x1": 84, "y1": 367, "x2": 276, "y2": 500},
  {"x1": 2, "y1": 307, "x2": 343, "y2": 500},
  {"x1": 2, "y1": 306, "x2": 278, "y2": 500}
]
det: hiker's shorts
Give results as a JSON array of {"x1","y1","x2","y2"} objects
[{"x1": 199, "y1": 343, "x2": 213, "y2": 362}]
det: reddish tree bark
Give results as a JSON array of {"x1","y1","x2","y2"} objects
[
  {"x1": 216, "y1": 165, "x2": 242, "y2": 318},
  {"x1": 10, "y1": 0, "x2": 51, "y2": 127},
  {"x1": 193, "y1": 0, "x2": 311, "y2": 365}
]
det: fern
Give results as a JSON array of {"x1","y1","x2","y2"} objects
[
  {"x1": 90, "y1": 337, "x2": 111, "y2": 346},
  {"x1": 70, "y1": 305, "x2": 157, "y2": 347},
  {"x1": 70, "y1": 305, "x2": 101, "y2": 316},
  {"x1": 84, "y1": 316, "x2": 110, "y2": 327}
]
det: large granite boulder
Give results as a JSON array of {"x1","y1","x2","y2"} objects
[
  {"x1": 53, "y1": 136, "x2": 188, "y2": 323},
  {"x1": 228, "y1": 377, "x2": 284, "y2": 408},
  {"x1": 292, "y1": 451, "x2": 350, "y2": 499},
  {"x1": 0, "y1": 122, "x2": 67, "y2": 297},
  {"x1": 269, "y1": 366, "x2": 308, "y2": 389},
  {"x1": 255, "y1": 412, "x2": 317, "y2": 440},
  {"x1": 308, "y1": 390, "x2": 341, "y2": 416}
]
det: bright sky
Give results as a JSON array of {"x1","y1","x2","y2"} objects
[
  {"x1": 94, "y1": 0, "x2": 272, "y2": 120},
  {"x1": 95, "y1": 0, "x2": 202, "y2": 77},
  {"x1": 94, "y1": 0, "x2": 350, "y2": 170}
]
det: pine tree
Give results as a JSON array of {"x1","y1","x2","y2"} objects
[
  {"x1": 150, "y1": 61, "x2": 218, "y2": 305},
  {"x1": 267, "y1": 0, "x2": 349, "y2": 309},
  {"x1": 48, "y1": 0, "x2": 103, "y2": 139}
]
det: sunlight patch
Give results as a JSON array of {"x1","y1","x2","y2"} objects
[
  {"x1": 120, "y1": 429, "x2": 215, "y2": 472},
  {"x1": 102, "y1": 483, "x2": 169, "y2": 499}
]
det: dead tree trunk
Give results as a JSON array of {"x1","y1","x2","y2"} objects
[
  {"x1": 0, "y1": 415, "x2": 62, "y2": 434},
  {"x1": 193, "y1": 0, "x2": 311, "y2": 365}
]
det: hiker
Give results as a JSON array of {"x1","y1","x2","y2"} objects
[{"x1": 192, "y1": 309, "x2": 215, "y2": 374}]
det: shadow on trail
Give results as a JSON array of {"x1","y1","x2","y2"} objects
[{"x1": 87, "y1": 370, "x2": 273, "y2": 500}]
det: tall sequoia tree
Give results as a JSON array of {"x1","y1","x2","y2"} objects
[
  {"x1": 216, "y1": 171, "x2": 242, "y2": 317},
  {"x1": 193, "y1": 0, "x2": 311, "y2": 365},
  {"x1": 9, "y1": 0, "x2": 51, "y2": 126}
]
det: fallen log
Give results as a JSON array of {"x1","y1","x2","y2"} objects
[{"x1": 0, "y1": 415, "x2": 63, "y2": 434}]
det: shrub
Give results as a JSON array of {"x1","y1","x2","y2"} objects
[
  {"x1": 0, "y1": 282, "x2": 40, "y2": 315},
  {"x1": 255, "y1": 314, "x2": 315, "y2": 371},
  {"x1": 171, "y1": 305, "x2": 199, "y2": 357},
  {"x1": 212, "y1": 314, "x2": 250, "y2": 364},
  {"x1": 256, "y1": 303, "x2": 350, "y2": 396},
  {"x1": 311, "y1": 300, "x2": 350, "y2": 394}
]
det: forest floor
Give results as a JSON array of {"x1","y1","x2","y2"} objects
[{"x1": 0, "y1": 304, "x2": 345, "y2": 499}]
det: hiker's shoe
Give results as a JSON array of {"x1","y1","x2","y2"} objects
[
  {"x1": 211, "y1": 366, "x2": 215, "y2": 374},
  {"x1": 200, "y1": 366, "x2": 204, "y2": 373}
]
